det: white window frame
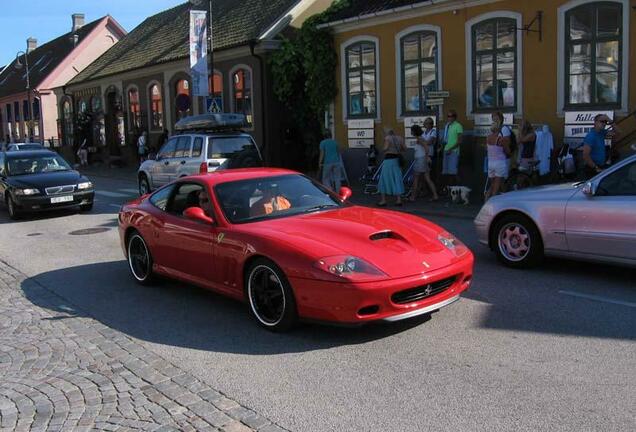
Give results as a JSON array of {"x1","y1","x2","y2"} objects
[
  {"x1": 340, "y1": 35, "x2": 381, "y2": 123},
  {"x1": 465, "y1": 11, "x2": 523, "y2": 118},
  {"x1": 146, "y1": 80, "x2": 164, "y2": 131},
  {"x1": 395, "y1": 24, "x2": 443, "y2": 120},
  {"x1": 229, "y1": 64, "x2": 254, "y2": 130},
  {"x1": 557, "y1": 0, "x2": 629, "y2": 115}
]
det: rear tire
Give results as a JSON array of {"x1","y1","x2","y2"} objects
[
  {"x1": 245, "y1": 258, "x2": 298, "y2": 332},
  {"x1": 139, "y1": 175, "x2": 151, "y2": 196},
  {"x1": 491, "y1": 214, "x2": 543, "y2": 269},
  {"x1": 127, "y1": 232, "x2": 155, "y2": 285}
]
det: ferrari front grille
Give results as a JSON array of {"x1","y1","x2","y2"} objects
[{"x1": 391, "y1": 276, "x2": 457, "y2": 304}]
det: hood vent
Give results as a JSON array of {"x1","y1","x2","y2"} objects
[{"x1": 369, "y1": 230, "x2": 406, "y2": 241}]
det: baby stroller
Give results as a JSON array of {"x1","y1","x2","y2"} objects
[{"x1": 361, "y1": 145, "x2": 380, "y2": 194}]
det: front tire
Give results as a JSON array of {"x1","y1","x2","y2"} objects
[
  {"x1": 127, "y1": 232, "x2": 155, "y2": 285},
  {"x1": 492, "y1": 214, "x2": 543, "y2": 268},
  {"x1": 80, "y1": 203, "x2": 93, "y2": 212},
  {"x1": 6, "y1": 196, "x2": 21, "y2": 220},
  {"x1": 245, "y1": 258, "x2": 298, "y2": 332},
  {"x1": 139, "y1": 175, "x2": 151, "y2": 196}
]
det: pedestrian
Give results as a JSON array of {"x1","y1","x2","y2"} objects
[
  {"x1": 578, "y1": 114, "x2": 620, "y2": 180},
  {"x1": 377, "y1": 127, "x2": 407, "y2": 207},
  {"x1": 441, "y1": 109, "x2": 463, "y2": 190},
  {"x1": 492, "y1": 111, "x2": 514, "y2": 174},
  {"x1": 318, "y1": 130, "x2": 342, "y2": 192},
  {"x1": 77, "y1": 139, "x2": 89, "y2": 167},
  {"x1": 518, "y1": 120, "x2": 537, "y2": 171},
  {"x1": 137, "y1": 131, "x2": 148, "y2": 163},
  {"x1": 409, "y1": 120, "x2": 438, "y2": 202},
  {"x1": 485, "y1": 121, "x2": 511, "y2": 201}
]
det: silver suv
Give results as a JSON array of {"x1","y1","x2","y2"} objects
[{"x1": 137, "y1": 114, "x2": 263, "y2": 195}]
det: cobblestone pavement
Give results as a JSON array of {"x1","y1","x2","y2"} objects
[{"x1": 0, "y1": 260, "x2": 287, "y2": 432}]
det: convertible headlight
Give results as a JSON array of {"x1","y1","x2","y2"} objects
[
  {"x1": 438, "y1": 231, "x2": 469, "y2": 257},
  {"x1": 77, "y1": 181, "x2": 93, "y2": 190},
  {"x1": 14, "y1": 188, "x2": 40, "y2": 196},
  {"x1": 314, "y1": 255, "x2": 386, "y2": 282}
]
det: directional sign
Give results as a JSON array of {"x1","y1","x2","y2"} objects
[
  {"x1": 427, "y1": 90, "x2": 450, "y2": 98},
  {"x1": 348, "y1": 139, "x2": 374, "y2": 149},
  {"x1": 348, "y1": 119, "x2": 374, "y2": 129},
  {"x1": 348, "y1": 129, "x2": 374, "y2": 139},
  {"x1": 425, "y1": 98, "x2": 445, "y2": 106}
]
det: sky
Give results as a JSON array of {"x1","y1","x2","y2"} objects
[{"x1": 0, "y1": 0, "x2": 186, "y2": 68}]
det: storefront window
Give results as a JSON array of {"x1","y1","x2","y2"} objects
[
  {"x1": 565, "y1": 2, "x2": 622, "y2": 107},
  {"x1": 78, "y1": 99, "x2": 88, "y2": 114},
  {"x1": 90, "y1": 96, "x2": 102, "y2": 113},
  {"x1": 127, "y1": 88, "x2": 141, "y2": 130},
  {"x1": 208, "y1": 72, "x2": 223, "y2": 112},
  {"x1": 401, "y1": 32, "x2": 438, "y2": 114},
  {"x1": 62, "y1": 98, "x2": 73, "y2": 146},
  {"x1": 14, "y1": 102, "x2": 20, "y2": 122},
  {"x1": 232, "y1": 69, "x2": 252, "y2": 126},
  {"x1": 345, "y1": 42, "x2": 377, "y2": 118},
  {"x1": 175, "y1": 79, "x2": 191, "y2": 121},
  {"x1": 149, "y1": 84, "x2": 163, "y2": 129},
  {"x1": 472, "y1": 18, "x2": 517, "y2": 111}
]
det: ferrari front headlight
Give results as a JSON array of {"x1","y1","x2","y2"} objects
[
  {"x1": 438, "y1": 231, "x2": 469, "y2": 257},
  {"x1": 314, "y1": 255, "x2": 386, "y2": 282}
]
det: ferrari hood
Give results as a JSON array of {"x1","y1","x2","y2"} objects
[{"x1": 250, "y1": 206, "x2": 463, "y2": 278}]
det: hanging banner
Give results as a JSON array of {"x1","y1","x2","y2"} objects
[{"x1": 190, "y1": 10, "x2": 209, "y2": 97}]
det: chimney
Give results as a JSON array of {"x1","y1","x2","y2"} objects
[
  {"x1": 72, "y1": 13, "x2": 85, "y2": 31},
  {"x1": 27, "y1": 37, "x2": 37, "y2": 53}
]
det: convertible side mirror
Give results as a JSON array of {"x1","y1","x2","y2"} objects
[
  {"x1": 183, "y1": 207, "x2": 214, "y2": 224},
  {"x1": 339, "y1": 186, "x2": 352, "y2": 202},
  {"x1": 582, "y1": 181, "x2": 596, "y2": 196}
]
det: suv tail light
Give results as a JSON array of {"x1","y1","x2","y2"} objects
[{"x1": 199, "y1": 162, "x2": 208, "y2": 174}]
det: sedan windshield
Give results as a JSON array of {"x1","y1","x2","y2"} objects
[
  {"x1": 215, "y1": 174, "x2": 344, "y2": 223},
  {"x1": 7, "y1": 155, "x2": 72, "y2": 176}
]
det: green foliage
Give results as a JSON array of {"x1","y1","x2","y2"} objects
[{"x1": 270, "y1": 0, "x2": 351, "y2": 124}]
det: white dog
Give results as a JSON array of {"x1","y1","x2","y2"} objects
[{"x1": 449, "y1": 186, "x2": 472, "y2": 205}]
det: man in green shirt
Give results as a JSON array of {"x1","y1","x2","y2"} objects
[{"x1": 441, "y1": 109, "x2": 463, "y2": 187}]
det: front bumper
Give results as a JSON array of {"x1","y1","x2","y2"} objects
[
  {"x1": 474, "y1": 210, "x2": 494, "y2": 247},
  {"x1": 289, "y1": 255, "x2": 473, "y2": 324},
  {"x1": 13, "y1": 190, "x2": 95, "y2": 212}
]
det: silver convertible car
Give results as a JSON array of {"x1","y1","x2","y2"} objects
[{"x1": 475, "y1": 154, "x2": 636, "y2": 268}]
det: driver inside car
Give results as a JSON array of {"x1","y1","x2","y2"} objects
[
  {"x1": 183, "y1": 189, "x2": 214, "y2": 218},
  {"x1": 249, "y1": 184, "x2": 291, "y2": 217}
]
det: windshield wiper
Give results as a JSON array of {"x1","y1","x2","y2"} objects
[{"x1": 304, "y1": 204, "x2": 339, "y2": 213}]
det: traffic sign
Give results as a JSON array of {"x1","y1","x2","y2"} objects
[
  {"x1": 427, "y1": 90, "x2": 450, "y2": 98},
  {"x1": 425, "y1": 98, "x2": 445, "y2": 106}
]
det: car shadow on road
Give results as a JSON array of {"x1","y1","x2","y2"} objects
[
  {"x1": 21, "y1": 261, "x2": 434, "y2": 355},
  {"x1": 462, "y1": 251, "x2": 636, "y2": 341}
]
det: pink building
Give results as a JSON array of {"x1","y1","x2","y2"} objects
[{"x1": 0, "y1": 14, "x2": 125, "y2": 146}]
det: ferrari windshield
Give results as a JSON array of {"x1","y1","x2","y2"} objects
[
  {"x1": 7, "y1": 154, "x2": 72, "y2": 176},
  {"x1": 215, "y1": 174, "x2": 344, "y2": 223}
]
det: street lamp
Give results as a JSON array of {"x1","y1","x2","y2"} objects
[
  {"x1": 14, "y1": 50, "x2": 32, "y2": 142},
  {"x1": 189, "y1": 0, "x2": 214, "y2": 98}
]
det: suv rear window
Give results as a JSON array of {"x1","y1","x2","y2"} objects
[{"x1": 207, "y1": 136, "x2": 255, "y2": 158}]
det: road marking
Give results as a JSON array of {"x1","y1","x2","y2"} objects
[
  {"x1": 94, "y1": 191, "x2": 130, "y2": 198},
  {"x1": 559, "y1": 290, "x2": 636, "y2": 308}
]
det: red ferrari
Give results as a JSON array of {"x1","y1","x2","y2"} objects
[{"x1": 118, "y1": 168, "x2": 473, "y2": 331}]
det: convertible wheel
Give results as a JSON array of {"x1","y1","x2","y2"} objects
[
  {"x1": 6, "y1": 196, "x2": 21, "y2": 220},
  {"x1": 127, "y1": 232, "x2": 155, "y2": 285},
  {"x1": 493, "y1": 214, "x2": 543, "y2": 269},
  {"x1": 246, "y1": 258, "x2": 298, "y2": 332},
  {"x1": 139, "y1": 175, "x2": 151, "y2": 196}
]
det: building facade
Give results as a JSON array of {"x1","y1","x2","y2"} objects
[
  {"x1": 321, "y1": 0, "x2": 635, "y2": 187},
  {"x1": 0, "y1": 14, "x2": 126, "y2": 146},
  {"x1": 57, "y1": 0, "x2": 332, "y2": 168}
]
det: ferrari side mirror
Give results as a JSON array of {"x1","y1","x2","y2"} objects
[
  {"x1": 183, "y1": 206, "x2": 214, "y2": 224},
  {"x1": 339, "y1": 186, "x2": 352, "y2": 202}
]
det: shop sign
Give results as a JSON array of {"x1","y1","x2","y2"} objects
[
  {"x1": 474, "y1": 113, "x2": 514, "y2": 126},
  {"x1": 564, "y1": 125, "x2": 595, "y2": 139},
  {"x1": 427, "y1": 90, "x2": 450, "y2": 98},
  {"x1": 348, "y1": 129, "x2": 374, "y2": 139},
  {"x1": 565, "y1": 111, "x2": 613, "y2": 125},
  {"x1": 348, "y1": 139, "x2": 374, "y2": 148}
]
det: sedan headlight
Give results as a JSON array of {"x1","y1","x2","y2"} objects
[
  {"x1": 438, "y1": 231, "x2": 469, "y2": 257},
  {"x1": 14, "y1": 188, "x2": 40, "y2": 196},
  {"x1": 314, "y1": 255, "x2": 386, "y2": 282},
  {"x1": 77, "y1": 181, "x2": 93, "y2": 190}
]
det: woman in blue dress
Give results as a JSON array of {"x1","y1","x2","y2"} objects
[{"x1": 377, "y1": 128, "x2": 407, "y2": 206}]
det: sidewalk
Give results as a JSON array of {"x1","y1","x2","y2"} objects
[{"x1": 0, "y1": 260, "x2": 287, "y2": 432}]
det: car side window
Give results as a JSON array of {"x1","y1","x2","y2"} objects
[
  {"x1": 192, "y1": 137, "x2": 203, "y2": 157},
  {"x1": 167, "y1": 182, "x2": 205, "y2": 216},
  {"x1": 597, "y1": 162, "x2": 636, "y2": 196},
  {"x1": 174, "y1": 136, "x2": 192, "y2": 159},
  {"x1": 0, "y1": 154, "x2": 5, "y2": 176},
  {"x1": 149, "y1": 185, "x2": 175, "y2": 211},
  {"x1": 158, "y1": 138, "x2": 177, "y2": 159}
]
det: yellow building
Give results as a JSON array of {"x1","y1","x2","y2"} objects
[{"x1": 320, "y1": 0, "x2": 635, "y2": 187}]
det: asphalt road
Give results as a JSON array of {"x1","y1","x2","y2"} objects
[{"x1": 1, "y1": 173, "x2": 635, "y2": 432}]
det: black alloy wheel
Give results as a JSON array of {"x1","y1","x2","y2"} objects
[
  {"x1": 246, "y1": 258, "x2": 298, "y2": 332},
  {"x1": 492, "y1": 214, "x2": 543, "y2": 269},
  {"x1": 127, "y1": 233, "x2": 154, "y2": 284},
  {"x1": 139, "y1": 175, "x2": 151, "y2": 196}
]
